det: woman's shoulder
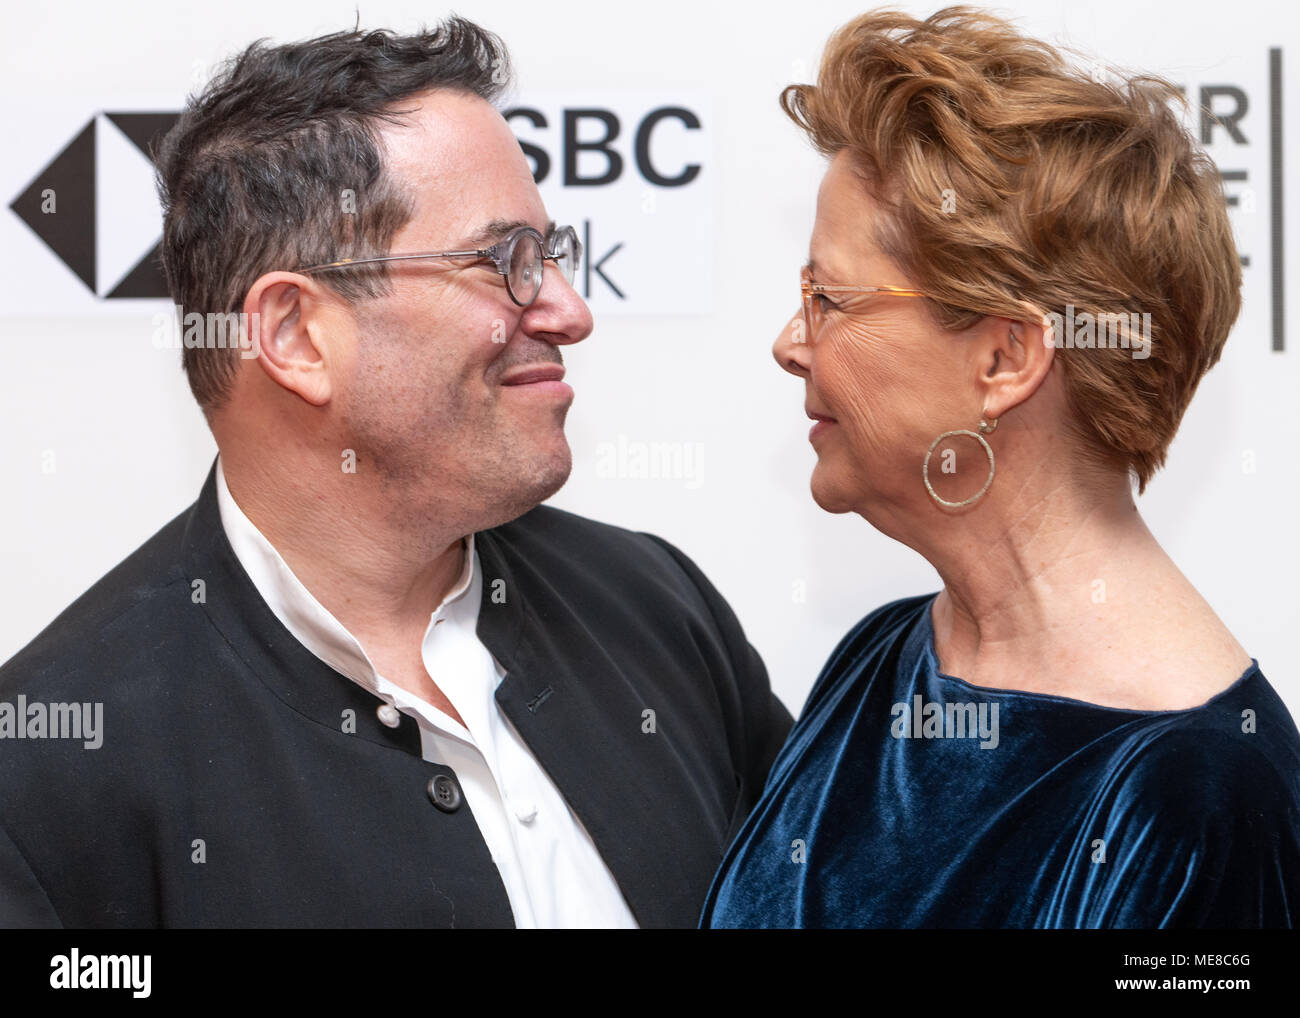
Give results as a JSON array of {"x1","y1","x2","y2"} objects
[
  {"x1": 837, "y1": 592, "x2": 935, "y2": 656},
  {"x1": 1048, "y1": 672, "x2": 1300, "y2": 926},
  {"x1": 1106, "y1": 675, "x2": 1300, "y2": 825},
  {"x1": 798, "y1": 592, "x2": 936, "y2": 716}
]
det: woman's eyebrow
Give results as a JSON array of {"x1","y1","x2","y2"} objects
[{"x1": 807, "y1": 258, "x2": 840, "y2": 285}]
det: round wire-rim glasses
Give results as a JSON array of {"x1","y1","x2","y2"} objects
[{"x1": 295, "y1": 224, "x2": 581, "y2": 307}]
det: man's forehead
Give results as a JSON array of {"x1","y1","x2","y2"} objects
[{"x1": 379, "y1": 89, "x2": 543, "y2": 242}]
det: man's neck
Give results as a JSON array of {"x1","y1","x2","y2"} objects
[{"x1": 218, "y1": 451, "x2": 469, "y2": 642}]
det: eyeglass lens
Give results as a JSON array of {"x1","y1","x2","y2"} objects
[
  {"x1": 550, "y1": 228, "x2": 577, "y2": 287},
  {"x1": 801, "y1": 268, "x2": 820, "y2": 337},
  {"x1": 505, "y1": 227, "x2": 581, "y2": 306},
  {"x1": 508, "y1": 232, "x2": 543, "y2": 306}
]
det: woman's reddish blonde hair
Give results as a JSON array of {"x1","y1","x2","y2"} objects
[{"x1": 782, "y1": 6, "x2": 1242, "y2": 491}]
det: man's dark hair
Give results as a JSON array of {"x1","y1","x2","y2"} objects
[{"x1": 155, "y1": 17, "x2": 512, "y2": 413}]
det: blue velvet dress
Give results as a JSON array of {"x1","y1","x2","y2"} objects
[{"x1": 700, "y1": 594, "x2": 1300, "y2": 928}]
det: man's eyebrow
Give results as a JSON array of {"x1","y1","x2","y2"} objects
[{"x1": 467, "y1": 218, "x2": 551, "y2": 246}]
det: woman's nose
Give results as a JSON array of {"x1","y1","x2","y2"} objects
[{"x1": 773, "y1": 309, "x2": 811, "y2": 377}]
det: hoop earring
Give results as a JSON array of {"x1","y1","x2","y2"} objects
[{"x1": 923, "y1": 415, "x2": 997, "y2": 509}]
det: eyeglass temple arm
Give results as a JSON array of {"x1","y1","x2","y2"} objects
[
  {"x1": 807, "y1": 284, "x2": 927, "y2": 296},
  {"x1": 298, "y1": 236, "x2": 577, "y2": 275},
  {"x1": 295, "y1": 249, "x2": 489, "y2": 273}
]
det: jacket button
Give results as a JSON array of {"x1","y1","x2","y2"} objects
[
  {"x1": 376, "y1": 703, "x2": 401, "y2": 728},
  {"x1": 427, "y1": 774, "x2": 462, "y2": 813}
]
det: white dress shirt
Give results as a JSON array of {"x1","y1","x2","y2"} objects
[{"x1": 214, "y1": 459, "x2": 638, "y2": 928}]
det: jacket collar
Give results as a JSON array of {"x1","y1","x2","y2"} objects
[
  {"x1": 211, "y1": 456, "x2": 478, "y2": 705},
  {"x1": 181, "y1": 458, "x2": 423, "y2": 756},
  {"x1": 181, "y1": 458, "x2": 533, "y2": 757}
]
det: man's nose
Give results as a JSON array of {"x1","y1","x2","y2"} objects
[
  {"x1": 522, "y1": 264, "x2": 593, "y2": 345},
  {"x1": 773, "y1": 309, "x2": 811, "y2": 377}
]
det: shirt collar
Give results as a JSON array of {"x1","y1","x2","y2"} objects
[{"x1": 214, "y1": 456, "x2": 476, "y2": 699}]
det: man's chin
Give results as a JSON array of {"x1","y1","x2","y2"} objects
[
  {"x1": 479, "y1": 444, "x2": 572, "y2": 529},
  {"x1": 532, "y1": 445, "x2": 573, "y2": 504}
]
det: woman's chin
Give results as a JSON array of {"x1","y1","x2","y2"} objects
[{"x1": 808, "y1": 468, "x2": 857, "y2": 515}]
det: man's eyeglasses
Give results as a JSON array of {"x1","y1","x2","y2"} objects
[
  {"x1": 295, "y1": 224, "x2": 581, "y2": 307},
  {"x1": 800, "y1": 264, "x2": 928, "y2": 339}
]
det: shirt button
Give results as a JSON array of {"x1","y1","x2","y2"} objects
[
  {"x1": 427, "y1": 774, "x2": 462, "y2": 813},
  {"x1": 376, "y1": 703, "x2": 402, "y2": 728},
  {"x1": 515, "y1": 803, "x2": 538, "y2": 824}
]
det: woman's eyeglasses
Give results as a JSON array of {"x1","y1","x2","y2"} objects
[{"x1": 800, "y1": 264, "x2": 929, "y2": 338}]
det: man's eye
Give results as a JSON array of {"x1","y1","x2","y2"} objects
[{"x1": 814, "y1": 293, "x2": 838, "y2": 312}]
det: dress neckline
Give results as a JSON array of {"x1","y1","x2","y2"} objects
[{"x1": 916, "y1": 592, "x2": 1260, "y2": 715}]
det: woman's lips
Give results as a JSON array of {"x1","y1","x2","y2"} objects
[{"x1": 807, "y1": 408, "x2": 837, "y2": 441}]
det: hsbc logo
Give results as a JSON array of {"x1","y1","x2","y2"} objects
[
  {"x1": 9, "y1": 112, "x2": 178, "y2": 298},
  {"x1": 6, "y1": 96, "x2": 713, "y2": 315}
]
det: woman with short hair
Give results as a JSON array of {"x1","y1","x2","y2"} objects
[{"x1": 702, "y1": 6, "x2": 1300, "y2": 928}]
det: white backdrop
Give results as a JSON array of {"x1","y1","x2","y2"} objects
[{"x1": 1, "y1": 0, "x2": 1297, "y2": 719}]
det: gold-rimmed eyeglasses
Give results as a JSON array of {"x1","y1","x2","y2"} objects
[{"x1": 800, "y1": 264, "x2": 929, "y2": 339}]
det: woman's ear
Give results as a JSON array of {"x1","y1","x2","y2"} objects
[
  {"x1": 971, "y1": 311, "x2": 1055, "y2": 421},
  {"x1": 241, "y1": 272, "x2": 335, "y2": 407}
]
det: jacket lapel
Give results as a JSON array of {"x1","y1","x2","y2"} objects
[{"x1": 474, "y1": 523, "x2": 713, "y2": 928}]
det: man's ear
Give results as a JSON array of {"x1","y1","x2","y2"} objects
[
  {"x1": 970, "y1": 309, "x2": 1056, "y2": 422},
  {"x1": 241, "y1": 272, "x2": 336, "y2": 407}
]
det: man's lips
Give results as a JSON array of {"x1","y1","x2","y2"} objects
[
  {"x1": 501, "y1": 364, "x2": 566, "y2": 386},
  {"x1": 499, "y1": 363, "x2": 572, "y2": 400},
  {"x1": 806, "y1": 408, "x2": 837, "y2": 423}
]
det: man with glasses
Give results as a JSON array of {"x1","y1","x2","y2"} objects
[{"x1": 0, "y1": 19, "x2": 790, "y2": 928}]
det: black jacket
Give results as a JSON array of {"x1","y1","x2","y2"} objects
[{"x1": 0, "y1": 461, "x2": 791, "y2": 928}]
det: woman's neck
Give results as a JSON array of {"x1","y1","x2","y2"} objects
[{"x1": 915, "y1": 472, "x2": 1250, "y2": 709}]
